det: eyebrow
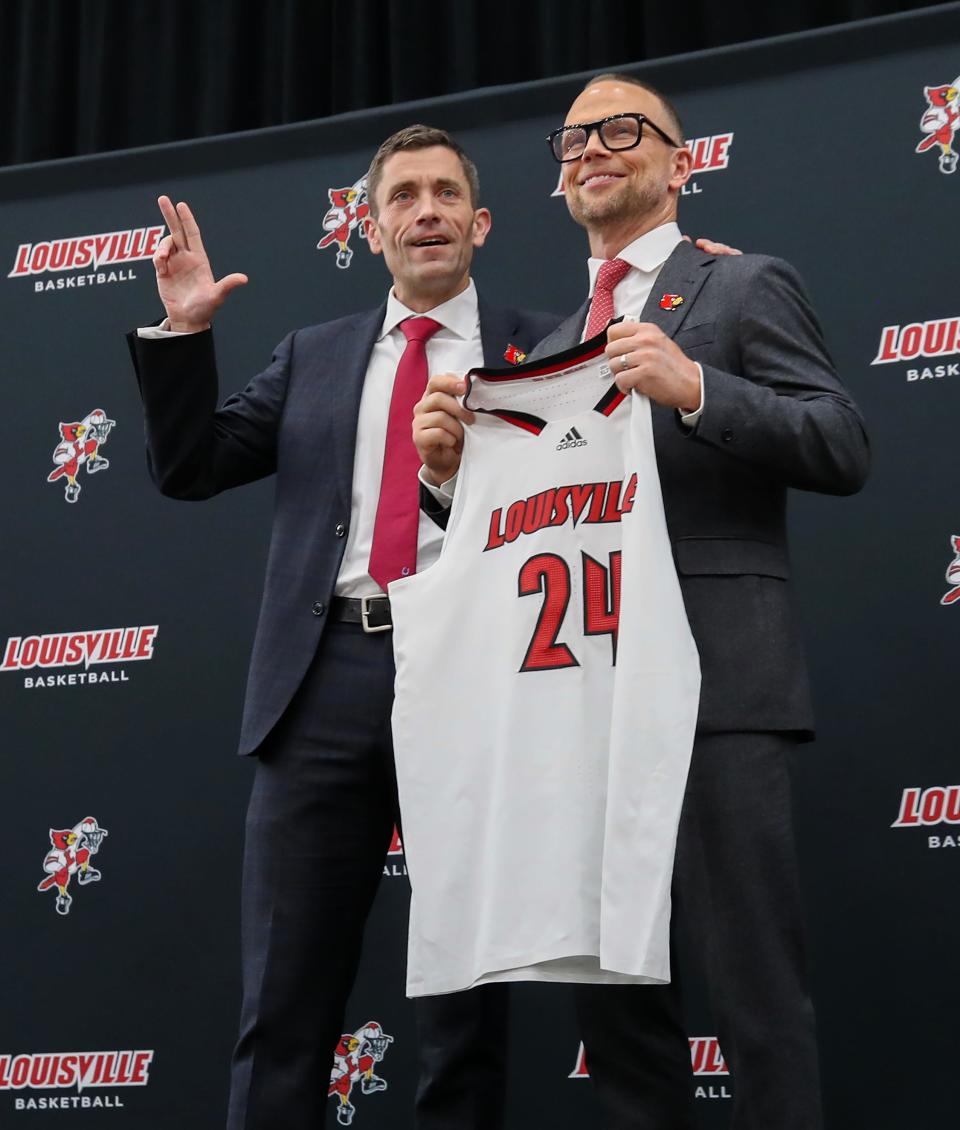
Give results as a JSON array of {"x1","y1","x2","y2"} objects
[{"x1": 386, "y1": 176, "x2": 464, "y2": 196}]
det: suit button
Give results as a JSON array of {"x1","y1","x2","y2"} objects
[
  {"x1": 335, "y1": 523, "x2": 346, "y2": 537},
  {"x1": 721, "y1": 428, "x2": 734, "y2": 442},
  {"x1": 312, "y1": 601, "x2": 325, "y2": 616}
]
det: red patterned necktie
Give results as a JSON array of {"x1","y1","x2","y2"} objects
[
  {"x1": 368, "y1": 315, "x2": 442, "y2": 591},
  {"x1": 585, "y1": 257, "x2": 631, "y2": 339}
]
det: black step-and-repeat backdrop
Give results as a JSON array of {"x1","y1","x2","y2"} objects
[{"x1": 2, "y1": 5, "x2": 958, "y2": 1127}]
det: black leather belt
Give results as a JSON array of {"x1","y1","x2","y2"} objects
[{"x1": 330, "y1": 595, "x2": 392, "y2": 633}]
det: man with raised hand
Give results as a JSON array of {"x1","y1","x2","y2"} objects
[
  {"x1": 415, "y1": 75, "x2": 869, "y2": 1130},
  {"x1": 128, "y1": 125, "x2": 559, "y2": 1130}
]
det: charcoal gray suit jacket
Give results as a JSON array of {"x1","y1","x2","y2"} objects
[
  {"x1": 128, "y1": 297, "x2": 560, "y2": 754},
  {"x1": 526, "y1": 240, "x2": 869, "y2": 736}
]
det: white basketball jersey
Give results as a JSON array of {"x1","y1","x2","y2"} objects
[{"x1": 390, "y1": 333, "x2": 701, "y2": 997}]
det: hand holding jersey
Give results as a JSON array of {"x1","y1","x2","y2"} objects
[
  {"x1": 604, "y1": 319, "x2": 701, "y2": 412},
  {"x1": 412, "y1": 371, "x2": 475, "y2": 487}
]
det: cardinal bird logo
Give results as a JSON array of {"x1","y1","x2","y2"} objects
[
  {"x1": 47, "y1": 409, "x2": 115, "y2": 503},
  {"x1": 37, "y1": 817, "x2": 109, "y2": 916},
  {"x1": 916, "y1": 78, "x2": 960, "y2": 175},
  {"x1": 942, "y1": 535, "x2": 960, "y2": 605},
  {"x1": 328, "y1": 1022, "x2": 394, "y2": 1124},
  {"x1": 659, "y1": 294, "x2": 684, "y2": 311},
  {"x1": 318, "y1": 177, "x2": 371, "y2": 268}
]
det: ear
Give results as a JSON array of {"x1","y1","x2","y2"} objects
[
  {"x1": 364, "y1": 216, "x2": 383, "y2": 256},
  {"x1": 471, "y1": 207, "x2": 492, "y2": 249},
  {"x1": 669, "y1": 145, "x2": 693, "y2": 194}
]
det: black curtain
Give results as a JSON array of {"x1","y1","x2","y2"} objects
[{"x1": 0, "y1": 0, "x2": 944, "y2": 167}]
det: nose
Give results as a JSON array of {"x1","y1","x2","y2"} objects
[
  {"x1": 413, "y1": 189, "x2": 440, "y2": 223},
  {"x1": 580, "y1": 126, "x2": 609, "y2": 161}
]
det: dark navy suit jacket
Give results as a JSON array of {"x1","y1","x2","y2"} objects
[
  {"x1": 527, "y1": 241, "x2": 870, "y2": 737},
  {"x1": 128, "y1": 297, "x2": 560, "y2": 754}
]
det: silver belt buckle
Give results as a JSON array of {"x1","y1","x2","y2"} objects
[{"x1": 360, "y1": 595, "x2": 391, "y2": 634}]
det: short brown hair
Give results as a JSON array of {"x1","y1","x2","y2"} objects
[
  {"x1": 583, "y1": 73, "x2": 685, "y2": 146},
  {"x1": 365, "y1": 125, "x2": 481, "y2": 217}
]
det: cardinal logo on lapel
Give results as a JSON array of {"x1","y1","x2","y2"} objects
[{"x1": 659, "y1": 294, "x2": 684, "y2": 311}]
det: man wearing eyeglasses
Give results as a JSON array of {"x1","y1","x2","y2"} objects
[{"x1": 416, "y1": 74, "x2": 868, "y2": 1130}]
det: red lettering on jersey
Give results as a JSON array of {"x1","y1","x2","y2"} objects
[
  {"x1": 582, "y1": 551, "x2": 622, "y2": 664},
  {"x1": 518, "y1": 554, "x2": 579, "y2": 672},
  {"x1": 484, "y1": 474, "x2": 640, "y2": 552}
]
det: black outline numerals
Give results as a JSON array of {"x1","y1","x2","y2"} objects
[
  {"x1": 517, "y1": 554, "x2": 580, "y2": 672},
  {"x1": 582, "y1": 550, "x2": 621, "y2": 665},
  {"x1": 517, "y1": 550, "x2": 622, "y2": 672}
]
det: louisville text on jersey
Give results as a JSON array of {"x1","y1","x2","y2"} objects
[
  {"x1": 8, "y1": 227, "x2": 165, "y2": 278},
  {"x1": 2, "y1": 626, "x2": 158, "y2": 672},
  {"x1": 485, "y1": 475, "x2": 638, "y2": 552},
  {"x1": 891, "y1": 786, "x2": 960, "y2": 827},
  {"x1": 569, "y1": 1037, "x2": 728, "y2": 1078},
  {"x1": 0, "y1": 1051, "x2": 153, "y2": 1091}
]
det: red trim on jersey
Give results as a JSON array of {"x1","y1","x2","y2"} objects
[
  {"x1": 594, "y1": 385, "x2": 627, "y2": 416},
  {"x1": 465, "y1": 321, "x2": 623, "y2": 408},
  {"x1": 478, "y1": 408, "x2": 546, "y2": 434}
]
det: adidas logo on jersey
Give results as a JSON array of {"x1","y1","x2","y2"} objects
[{"x1": 556, "y1": 427, "x2": 587, "y2": 451}]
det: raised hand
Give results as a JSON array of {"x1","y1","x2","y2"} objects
[{"x1": 153, "y1": 196, "x2": 248, "y2": 332}]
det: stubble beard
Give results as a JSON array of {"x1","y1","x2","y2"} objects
[{"x1": 566, "y1": 175, "x2": 666, "y2": 231}]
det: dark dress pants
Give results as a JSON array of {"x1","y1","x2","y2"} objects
[
  {"x1": 226, "y1": 619, "x2": 507, "y2": 1130},
  {"x1": 576, "y1": 732, "x2": 824, "y2": 1130}
]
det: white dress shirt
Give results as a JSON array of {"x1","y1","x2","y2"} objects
[
  {"x1": 138, "y1": 280, "x2": 484, "y2": 597},
  {"x1": 585, "y1": 221, "x2": 704, "y2": 426}
]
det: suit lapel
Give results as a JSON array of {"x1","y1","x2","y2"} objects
[
  {"x1": 477, "y1": 296, "x2": 518, "y2": 367},
  {"x1": 637, "y1": 241, "x2": 715, "y2": 339},
  {"x1": 325, "y1": 304, "x2": 384, "y2": 509},
  {"x1": 528, "y1": 298, "x2": 589, "y2": 361}
]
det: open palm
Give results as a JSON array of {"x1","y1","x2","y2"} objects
[{"x1": 153, "y1": 196, "x2": 247, "y2": 332}]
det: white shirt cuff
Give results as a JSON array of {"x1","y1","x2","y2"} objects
[
  {"x1": 137, "y1": 318, "x2": 189, "y2": 338},
  {"x1": 418, "y1": 466, "x2": 458, "y2": 508},
  {"x1": 679, "y1": 363, "x2": 705, "y2": 428}
]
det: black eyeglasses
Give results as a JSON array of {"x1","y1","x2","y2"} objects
[{"x1": 546, "y1": 113, "x2": 681, "y2": 163}]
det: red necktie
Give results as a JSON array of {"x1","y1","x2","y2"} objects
[
  {"x1": 585, "y1": 257, "x2": 631, "y2": 339},
  {"x1": 368, "y1": 315, "x2": 442, "y2": 591}
]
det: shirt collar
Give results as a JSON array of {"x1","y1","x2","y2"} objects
[
  {"x1": 586, "y1": 221, "x2": 683, "y2": 296},
  {"x1": 379, "y1": 278, "x2": 479, "y2": 341}
]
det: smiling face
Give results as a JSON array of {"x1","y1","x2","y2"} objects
[
  {"x1": 561, "y1": 81, "x2": 692, "y2": 258},
  {"x1": 365, "y1": 146, "x2": 492, "y2": 312}
]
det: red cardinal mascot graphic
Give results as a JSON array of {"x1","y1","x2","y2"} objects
[
  {"x1": 37, "y1": 817, "x2": 109, "y2": 915},
  {"x1": 47, "y1": 408, "x2": 115, "y2": 503},
  {"x1": 942, "y1": 535, "x2": 960, "y2": 605},
  {"x1": 916, "y1": 78, "x2": 960, "y2": 174},
  {"x1": 328, "y1": 1021, "x2": 393, "y2": 1125},
  {"x1": 317, "y1": 178, "x2": 370, "y2": 269}
]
